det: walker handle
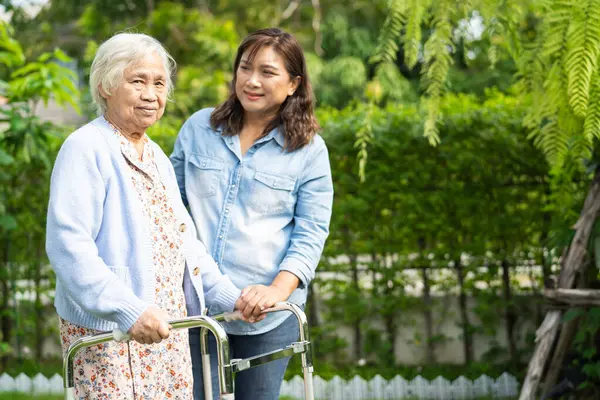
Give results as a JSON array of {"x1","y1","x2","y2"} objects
[
  {"x1": 112, "y1": 329, "x2": 131, "y2": 342},
  {"x1": 221, "y1": 310, "x2": 244, "y2": 322}
]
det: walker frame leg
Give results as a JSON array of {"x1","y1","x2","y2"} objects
[{"x1": 202, "y1": 302, "x2": 315, "y2": 400}]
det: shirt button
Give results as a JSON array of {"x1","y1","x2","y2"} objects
[
  {"x1": 219, "y1": 235, "x2": 223, "y2": 239},
  {"x1": 202, "y1": 162, "x2": 207, "y2": 167},
  {"x1": 273, "y1": 181, "x2": 278, "y2": 187},
  {"x1": 179, "y1": 223, "x2": 186, "y2": 232},
  {"x1": 225, "y1": 209, "x2": 229, "y2": 213},
  {"x1": 193, "y1": 267, "x2": 200, "y2": 276}
]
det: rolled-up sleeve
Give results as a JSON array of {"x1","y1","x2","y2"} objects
[
  {"x1": 46, "y1": 137, "x2": 148, "y2": 332},
  {"x1": 279, "y1": 140, "x2": 333, "y2": 288}
]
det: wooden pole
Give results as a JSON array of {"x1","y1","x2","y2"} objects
[
  {"x1": 541, "y1": 275, "x2": 589, "y2": 395},
  {"x1": 544, "y1": 288, "x2": 600, "y2": 307},
  {"x1": 541, "y1": 317, "x2": 580, "y2": 395},
  {"x1": 519, "y1": 169, "x2": 600, "y2": 400}
]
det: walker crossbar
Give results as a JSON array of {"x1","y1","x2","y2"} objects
[{"x1": 229, "y1": 340, "x2": 310, "y2": 373}]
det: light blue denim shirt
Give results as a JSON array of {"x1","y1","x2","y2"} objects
[{"x1": 171, "y1": 108, "x2": 333, "y2": 335}]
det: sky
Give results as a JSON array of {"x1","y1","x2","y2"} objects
[{"x1": 0, "y1": 0, "x2": 47, "y2": 20}]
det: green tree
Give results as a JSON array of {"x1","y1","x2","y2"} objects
[
  {"x1": 317, "y1": 90, "x2": 548, "y2": 371},
  {"x1": 0, "y1": 22, "x2": 79, "y2": 370},
  {"x1": 373, "y1": 1, "x2": 600, "y2": 397}
]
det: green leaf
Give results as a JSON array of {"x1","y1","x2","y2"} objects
[
  {"x1": 53, "y1": 48, "x2": 72, "y2": 63},
  {"x1": 0, "y1": 148, "x2": 13, "y2": 165},
  {"x1": 563, "y1": 307, "x2": 585, "y2": 322},
  {"x1": 37, "y1": 52, "x2": 52, "y2": 63},
  {"x1": 589, "y1": 306, "x2": 600, "y2": 319},
  {"x1": 0, "y1": 215, "x2": 17, "y2": 231}
]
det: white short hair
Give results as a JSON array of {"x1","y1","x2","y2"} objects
[{"x1": 89, "y1": 32, "x2": 176, "y2": 115}]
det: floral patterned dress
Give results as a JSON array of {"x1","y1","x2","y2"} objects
[{"x1": 59, "y1": 126, "x2": 193, "y2": 399}]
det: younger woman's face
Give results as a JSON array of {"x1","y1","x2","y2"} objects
[{"x1": 235, "y1": 45, "x2": 300, "y2": 119}]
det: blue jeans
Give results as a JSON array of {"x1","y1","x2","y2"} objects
[{"x1": 189, "y1": 314, "x2": 300, "y2": 400}]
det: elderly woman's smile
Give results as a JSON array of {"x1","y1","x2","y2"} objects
[{"x1": 101, "y1": 52, "x2": 168, "y2": 138}]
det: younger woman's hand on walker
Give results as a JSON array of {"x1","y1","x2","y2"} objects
[{"x1": 235, "y1": 284, "x2": 288, "y2": 322}]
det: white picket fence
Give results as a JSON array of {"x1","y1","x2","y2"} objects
[
  {"x1": 0, "y1": 373, "x2": 64, "y2": 395},
  {"x1": 281, "y1": 373, "x2": 519, "y2": 399},
  {"x1": 0, "y1": 372, "x2": 519, "y2": 399}
]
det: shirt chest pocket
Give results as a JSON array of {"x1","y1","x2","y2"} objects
[
  {"x1": 188, "y1": 154, "x2": 224, "y2": 199},
  {"x1": 249, "y1": 171, "x2": 297, "y2": 216}
]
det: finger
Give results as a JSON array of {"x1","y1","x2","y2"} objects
[
  {"x1": 242, "y1": 285, "x2": 267, "y2": 299},
  {"x1": 243, "y1": 294, "x2": 264, "y2": 319},
  {"x1": 241, "y1": 286, "x2": 253, "y2": 298},
  {"x1": 251, "y1": 294, "x2": 270, "y2": 318},
  {"x1": 258, "y1": 294, "x2": 277, "y2": 311},
  {"x1": 136, "y1": 335, "x2": 148, "y2": 344},
  {"x1": 242, "y1": 291, "x2": 261, "y2": 318},
  {"x1": 158, "y1": 321, "x2": 170, "y2": 340},
  {"x1": 256, "y1": 300, "x2": 275, "y2": 318},
  {"x1": 132, "y1": 334, "x2": 144, "y2": 344},
  {"x1": 251, "y1": 305, "x2": 264, "y2": 319},
  {"x1": 149, "y1": 329, "x2": 163, "y2": 344},
  {"x1": 241, "y1": 314, "x2": 254, "y2": 323},
  {"x1": 235, "y1": 295, "x2": 247, "y2": 312},
  {"x1": 239, "y1": 287, "x2": 259, "y2": 307},
  {"x1": 255, "y1": 314, "x2": 267, "y2": 322}
]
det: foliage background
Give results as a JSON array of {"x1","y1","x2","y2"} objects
[{"x1": 1, "y1": 0, "x2": 599, "y2": 398}]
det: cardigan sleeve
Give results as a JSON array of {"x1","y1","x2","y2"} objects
[{"x1": 46, "y1": 135, "x2": 148, "y2": 332}]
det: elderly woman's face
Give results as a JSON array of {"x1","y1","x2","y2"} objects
[{"x1": 102, "y1": 52, "x2": 167, "y2": 133}]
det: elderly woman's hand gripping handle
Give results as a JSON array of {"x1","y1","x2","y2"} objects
[
  {"x1": 113, "y1": 306, "x2": 172, "y2": 344},
  {"x1": 128, "y1": 306, "x2": 171, "y2": 344}
]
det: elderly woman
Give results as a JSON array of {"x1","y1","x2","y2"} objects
[{"x1": 46, "y1": 33, "x2": 241, "y2": 399}]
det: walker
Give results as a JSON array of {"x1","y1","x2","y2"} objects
[{"x1": 62, "y1": 301, "x2": 315, "y2": 400}]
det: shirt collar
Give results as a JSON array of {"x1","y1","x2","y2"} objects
[
  {"x1": 210, "y1": 122, "x2": 286, "y2": 148},
  {"x1": 256, "y1": 126, "x2": 285, "y2": 148}
]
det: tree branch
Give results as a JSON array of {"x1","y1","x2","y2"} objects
[
  {"x1": 311, "y1": 0, "x2": 323, "y2": 56},
  {"x1": 544, "y1": 288, "x2": 600, "y2": 307},
  {"x1": 278, "y1": 0, "x2": 301, "y2": 24},
  {"x1": 519, "y1": 168, "x2": 600, "y2": 400}
]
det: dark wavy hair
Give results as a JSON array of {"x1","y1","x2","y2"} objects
[{"x1": 210, "y1": 28, "x2": 319, "y2": 151}]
